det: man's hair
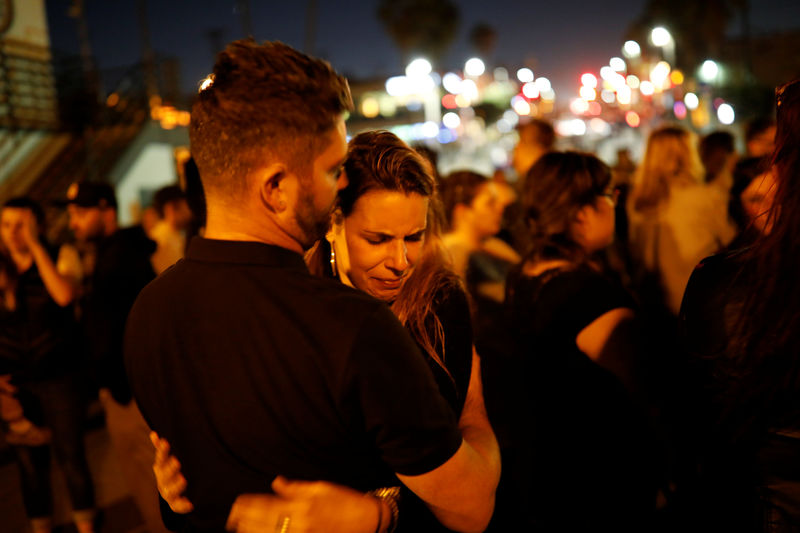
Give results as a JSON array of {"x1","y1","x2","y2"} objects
[
  {"x1": 518, "y1": 119, "x2": 556, "y2": 151},
  {"x1": 189, "y1": 40, "x2": 353, "y2": 201},
  {"x1": 152, "y1": 185, "x2": 186, "y2": 218}
]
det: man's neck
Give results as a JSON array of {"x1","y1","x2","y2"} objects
[{"x1": 204, "y1": 208, "x2": 305, "y2": 254}]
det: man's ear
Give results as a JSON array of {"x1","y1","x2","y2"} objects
[{"x1": 258, "y1": 164, "x2": 289, "y2": 213}]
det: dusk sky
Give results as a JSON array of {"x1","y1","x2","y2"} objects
[{"x1": 45, "y1": 0, "x2": 800, "y2": 97}]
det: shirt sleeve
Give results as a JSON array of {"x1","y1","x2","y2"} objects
[{"x1": 346, "y1": 305, "x2": 463, "y2": 477}]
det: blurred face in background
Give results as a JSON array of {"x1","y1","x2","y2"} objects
[
  {"x1": 741, "y1": 169, "x2": 777, "y2": 234},
  {"x1": 0, "y1": 207, "x2": 34, "y2": 254},
  {"x1": 68, "y1": 205, "x2": 106, "y2": 242},
  {"x1": 572, "y1": 190, "x2": 616, "y2": 254},
  {"x1": 343, "y1": 190, "x2": 428, "y2": 302},
  {"x1": 466, "y1": 182, "x2": 503, "y2": 239}
]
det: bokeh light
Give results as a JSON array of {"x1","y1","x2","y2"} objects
[
  {"x1": 465, "y1": 58, "x2": 486, "y2": 77},
  {"x1": 516, "y1": 68, "x2": 534, "y2": 83},
  {"x1": 717, "y1": 103, "x2": 735, "y2": 125}
]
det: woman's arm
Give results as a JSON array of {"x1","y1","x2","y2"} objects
[
  {"x1": 22, "y1": 213, "x2": 78, "y2": 306},
  {"x1": 575, "y1": 307, "x2": 635, "y2": 361},
  {"x1": 397, "y1": 348, "x2": 501, "y2": 533}
]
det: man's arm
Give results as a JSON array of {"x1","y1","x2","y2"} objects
[{"x1": 397, "y1": 348, "x2": 500, "y2": 533}]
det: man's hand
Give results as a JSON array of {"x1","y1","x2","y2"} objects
[{"x1": 226, "y1": 477, "x2": 383, "y2": 533}]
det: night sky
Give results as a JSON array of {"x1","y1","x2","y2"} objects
[{"x1": 45, "y1": 0, "x2": 800, "y2": 98}]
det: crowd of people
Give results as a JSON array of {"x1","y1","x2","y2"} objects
[{"x1": 0, "y1": 38, "x2": 798, "y2": 533}]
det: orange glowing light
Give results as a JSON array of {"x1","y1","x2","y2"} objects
[{"x1": 625, "y1": 111, "x2": 640, "y2": 127}]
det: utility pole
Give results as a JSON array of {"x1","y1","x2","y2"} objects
[
  {"x1": 237, "y1": 0, "x2": 254, "y2": 38},
  {"x1": 305, "y1": 0, "x2": 317, "y2": 55},
  {"x1": 136, "y1": 0, "x2": 159, "y2": 106}
]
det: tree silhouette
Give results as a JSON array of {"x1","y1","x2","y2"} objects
[
  {"x1": 469, "y1": 23, "x2": 497, "y2": 59},
  {"x1": 377, "y1": 0, "x2": 460, "y2": 65},
  {"x1": 626, "y1": 0, "x2": 747, "y2": 72}
]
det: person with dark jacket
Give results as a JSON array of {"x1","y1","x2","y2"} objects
[{"x1": 65, "y1": 181, "x2": 168, "y2": 533}]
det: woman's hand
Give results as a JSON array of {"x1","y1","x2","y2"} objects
[
  {"x1": 150, "y1": 431, "x2": 194, "y2": 513},
  {"x1": 19, "y1": 210, "x2": 40, "y2": 248},
  {"x1": 226, "y1": 476, "x2": 383, "y2": 533}
]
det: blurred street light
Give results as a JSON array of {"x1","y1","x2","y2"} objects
[
  {"x1": 650, "y1": 26, "x2": 675, "y2": 64},
  {"x1": 517, "y1": 68, "x2": 534, "y2": 83},
  {"x1": 406, "y1": 58, "x2": 432, "y2": 78},
  {"x1": 465, "y1": 58, "x2": 485, "y2": 77},
  {"x1": 699, "y1": 60, "x2": 720, "y2": 83},
  {"x1": 610, "y1": 57, "x2": 626, "y2": 72},
  {"x1": 717, "y1": 103, "x2": 735, "y2": 124},
  {"x1": 623, "y1": 40, "x2": 641, "y2": 59}
]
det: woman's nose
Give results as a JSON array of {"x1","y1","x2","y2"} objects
[{"x1": 385, "y1": 240, "x2": 409, "y2": 273}]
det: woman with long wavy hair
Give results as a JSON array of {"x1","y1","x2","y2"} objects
[{"x1": 681, "y1": 79, "x2": 800, "y2": 532}]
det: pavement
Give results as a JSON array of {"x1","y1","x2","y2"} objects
[{"x1": 0, "y1": 405, "x2": 149, "y2": 533}]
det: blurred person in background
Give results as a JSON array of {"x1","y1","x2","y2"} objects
[
  {"x1": 65, "y1": 182, "x2": 167, "y2": 533},
  {"x1": 700, "y1": 130, "x2": 737, "y2": 191},
  {"x1": 627, "y1": 126, "x2": 736, "y2": 318},
  {"x1": 745, "y1": 117, "x2": 776, "y2": 158},
  {"x1": 0, "y1": 197, "x2": 95, "y2": 533},
  {"x1": 512, "y1": 119, "x2": 555, "y2": 180},
  {"x1": 148, "y1": 184, "x2": 193, "y2": 274},
  {"x1": 499, "y1": 151, "x2": 656, "y2": 530},
  {"x1": 681, "y1": 78, "x2": 800, "y2": 532},
  {"x1": 728, "y1": 156, "x2": 776, "y2": 248}
]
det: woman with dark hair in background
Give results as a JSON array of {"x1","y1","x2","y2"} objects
[
  {"x1": 0, "y1": 197, "x2": 96, "y2": 533},
  {"x1": 153, "y1": 131, "x2": 499, "y2": 533},
  {"x1": 681, "y1": 79, "x2": 800, "y2": 532},
  {"x1": 500, "y1": 151, "x2": 656, "y2": 530}
]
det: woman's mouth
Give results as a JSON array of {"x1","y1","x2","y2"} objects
[{"x1": 373, "y1": 277, "x2": 404, "y2": 290}]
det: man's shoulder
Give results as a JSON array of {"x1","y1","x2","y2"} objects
[{"x1": 100, "y1": 226, "x2": 156, "y2": 262}]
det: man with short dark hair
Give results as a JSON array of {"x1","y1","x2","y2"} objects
[{"x1": 125, "y1": 40, "x2": 499, "y2": 532}]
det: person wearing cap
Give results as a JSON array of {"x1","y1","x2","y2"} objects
[
  {"x1": 64, "y1": 181, "x2": 169, "y2": 533},
  {"x1": 147, "y1": 184, "x2": 193, "y2": 275}
]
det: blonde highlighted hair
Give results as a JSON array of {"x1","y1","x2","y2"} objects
[{"x1": 631, "y1": 126, "x2": 704, "y2": 212}]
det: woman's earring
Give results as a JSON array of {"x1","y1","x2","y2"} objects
[{"x1": 329, "y1": 241, "x2": 338, "y2": 278}]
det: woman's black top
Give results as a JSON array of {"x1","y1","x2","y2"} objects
[
  {"x1": 500, "y1": 263, "x2": 655, "y2": 530},
  {"x1": 681, "y1": 250, "x2": 800, "y2": 532},
  {"x1": 0, "y1": 247, "x2": 77, "y2": 383},
  {"x1": 398, "y1": 281, "x2": 474, "y2": 532}
]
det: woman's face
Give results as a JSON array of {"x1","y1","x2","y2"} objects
[
  {"x1": 343, "y1": 190, "x2": 428, "y2": 302},
  {"x1": 0, "y1": 207, "x2": 31, "y2": 254},
  {"x1": 740, "y1": 169, "x2": 777, "y2": 234},
  {"x1": 573, "y1": 191, "x2": 616, "y2": 254},
  {"x1": 468, "y1": 183, "x2": 503, "y2": 238}
]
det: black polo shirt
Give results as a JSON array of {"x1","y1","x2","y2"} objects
[{"x1": 124, "y1": 237, "x2": 462, "y2": 532}]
